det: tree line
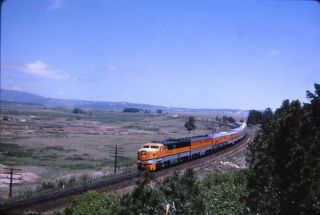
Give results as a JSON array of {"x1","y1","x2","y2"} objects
[
  {"x1": 246, "y1": 83, "x2": 320, "y2": 214},
  {"x1": 246, "y1": 108, "x2": 273, "y2": 125},
  {"x1": 122, "y1": 108, "x2": 164, "y2": 114}
]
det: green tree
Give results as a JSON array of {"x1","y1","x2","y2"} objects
[
  {"x1": 185, "y1": 116, "x2": 197, "y2": 133},
  {"x1": 72, "y1": 108, "x2": 84, "y2": 114},
  {"x1": 123, "y1": 108, "x2": 143, "y2": 113},
  {"x1": 228, "y1": 116, "x2": 235, "y2": 123},
  {"x1": 68, "y1": 169, "x2": 247, "y2": 215},
  {"x1": 215, "y1": 115, "x2": 220, "y2": 121},
  {"x1": 118, "y1": 169, "x2": 205, "y2": 215},
  {"x1": 118, "y1": 171, "x2": 163, "y2": 215},
  {"x1": 156, "y1": 109, "x2": 163, "y2": 114},
  {"x1": 158, "y1": 169, "x2": 205, "y2": 215},
  {"x1": 222, "y1": 115, "x2": 228, "y2": 123},
  {"x1": 144, "y1": 109, "x2": 151, "y2": 114},
  {"x1": 262, "y1": 107, "x2": 273, "y2": 123},
  {"x1": 70, "y1": 191, "x2": 121, "y2": 215},
  {"x1": 247, "y1": 110, "x2": 263, "y2": 125},
  {"x1": 246, "y1": 84, "x2": 320, "y2": 215},
  {"x1": 201, "y1": 171, "x2": 249, "y2": 215}
]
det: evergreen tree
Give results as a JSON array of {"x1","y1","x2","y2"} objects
[
  {"x1": 156, "y1": 109, "x2": 163, "y2": 114},
  {"x1": 246, "y1": 84, "x2": 320, "y2": 215},
  {"x1": 222, "y1": 115, "x2": 228, "y2": 123},
  {"x1": 118, "y1": 171, "x2": 162, "y2": 215},
  {"x1": 215, "y1": 115, "x2": 220, "y2": 121},
  {"x1": 118, "y1": 169, "x2": 205, "y2": 215},
  {"x1": 262, "y1": 107, "x2": 273, "y2": 123},
  {"x1": 185, "y1": 116, "x2": 197, "y2": 133},
  {"x1": 123, "y1": 108, "x2": 144, "y2": 113},
  {"x1": 72, "y1": 108, "x2": 84, "y2": 114},
  {"x1": 247, "y1": 110, "x2": 263, "y2": 125},
  {"x1": 157, "y1": 169, "x2": 205, "y2": 215},
  {"x1": 228, "y1": 116, "x2": 235, "y2": 123}
]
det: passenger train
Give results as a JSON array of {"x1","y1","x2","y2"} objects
[{"x1": 137, "y1": 123, "x2": 247, "y2": 171}]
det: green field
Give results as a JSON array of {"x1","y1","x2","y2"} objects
[{"x1": 0, "y1": 104, "x2": 244, "y2": 198}]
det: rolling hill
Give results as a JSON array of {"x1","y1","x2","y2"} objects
[{"x1": 0, "y1": 89, "x2": 249, "y2": 115}]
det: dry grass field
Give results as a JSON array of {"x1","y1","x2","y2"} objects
[{"x1": 0, "y1": 104, "x2": 245, "y2": 198}]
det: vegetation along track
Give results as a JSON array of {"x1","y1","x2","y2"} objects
[{"x1": 1, "y1": 133, "x2": 252, "y2": 214}]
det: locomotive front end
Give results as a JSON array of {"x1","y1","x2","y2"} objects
[{"x1": 137, "y1": 143, "x2": 163, "y2": 171}]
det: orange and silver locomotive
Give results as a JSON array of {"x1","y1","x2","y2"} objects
[{"x1": 137, "y1": 123, "x2": 247, "y2": 171}]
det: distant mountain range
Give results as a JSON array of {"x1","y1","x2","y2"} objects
[{"x1": 0, "y1": 89, "x2": 249, "y2": 115}]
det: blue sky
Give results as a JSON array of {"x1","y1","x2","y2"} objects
[{"x1": 1, "y1": 0, "x2": 320, "y2": 110}]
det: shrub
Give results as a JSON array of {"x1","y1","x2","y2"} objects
[
  {"x1": 156, "y1": 109, "x2": 163, "y2": 114},
  {"x1": 201, "y1": 171, "x2": 249, "y2": 215},
  {"x1": 70, "y1": 191, "x2": 121, "y2": 215},
  {"x1": 72, "y1": 108, "x2": 84, "y2": 114}
]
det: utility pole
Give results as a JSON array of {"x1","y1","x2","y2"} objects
[
  {"x1": 211, "y1": 121, "x2": 216, "y2": 134},
  {"x1": 1, "y1": 167, "x2": 22, "y2": 198},
  {"x1": 109, "y1": 144, "x2": 124, "y2": 174},
  {"x1": 9, "y1": 168, "x2": 13, "y2": 197}
]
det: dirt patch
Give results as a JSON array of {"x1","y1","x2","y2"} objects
[
  {"x1": 21, "y1": 172, "x2": 40, "y2": 183},
  {"x1": 195, "y1": 143, "x2": 248, "y2": 179}
]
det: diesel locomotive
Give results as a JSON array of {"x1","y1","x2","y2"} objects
[{"x1": 137, "y1": 123, "x2": 247, "y2": 171}]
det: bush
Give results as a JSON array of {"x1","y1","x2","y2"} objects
[
  {"x1": 68, "y1": 169, "x2": 248, "y2": 214},
  {"x1": 36, "y1": 181, "x2": 55, "y2": 192},
  {"x1": 118, "y1": 169, "x2": 205, "y2": 214},
  {"x1": 72, "y1": 108, "x2": 85, "y2": 114},
  {"x1": 201, "y1": 171, "x2": 249, "y2": 215},
  {"x1": 70, "y1": 191, "x2": 121, "y2": 215}
]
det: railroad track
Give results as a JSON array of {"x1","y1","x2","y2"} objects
[
  {"x1": 1, "y1": 134, "x2": 252, "y2": 214},
  {"x1": 0, "y1": 172, "x2": 139, "y2": 214}
]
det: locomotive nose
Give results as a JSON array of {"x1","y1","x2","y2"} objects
[{"x1": 138, "y1": 150, "x2": 147, "y2": 160}]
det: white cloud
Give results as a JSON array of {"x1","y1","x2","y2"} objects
[
  {"x1": 49, "y1": 0, "x2": 64, "y2": 9},
  {"x1": 21, "y1": 60, "x2": 70, "y2": 80}
]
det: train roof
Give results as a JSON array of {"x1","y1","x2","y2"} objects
[
  {"x1": 161, "y1": 134, "x2": 209, "y2": 146},
  {"x1": 160, "y1": 123, "x2": 246, "y2": 147},
  {"x1": 161, "y1": 130, "x2": 236, "y2": 146}
]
